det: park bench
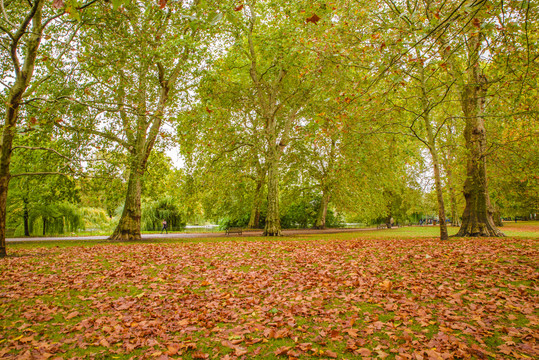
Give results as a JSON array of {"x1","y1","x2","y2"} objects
[
  {"x1": 5, "y1": 228, "x2": 16, "y2": 237},
  {"x1": 376, "y1": 224, "x2": 387, "y2": 229},
  {"x1": 225, "y1": 227, "x2": 243, "y2": 236}
]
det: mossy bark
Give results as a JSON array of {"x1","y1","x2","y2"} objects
[
  {"x1": 248, "y1": 177, "x2": 263, "y2": 229},
  {"x1": 315, "y1": 190, "x2": 330, "y2": 229},
  {"x1": 455, "y1": 32, "x2": 503, "y2": 238},
  {"x1": 264, "y1": 149, "x2": 282, "y2": 236},
  {"x1": 109, "y1": 161, "x2": 143, "y2": 241}
]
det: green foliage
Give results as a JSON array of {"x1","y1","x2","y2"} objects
[
  {"x1": 141, "y1": 197, "x2": 186, "y2": 231},
  {"x1": 281, "y1": 195, "x2": 344, "y2": 229},
  {"x1": 79, "y1": 207, "x2": 114, "y2": 231},
  {"x1": 27, "y1": 203, "x2": 83, "y2": 236}
]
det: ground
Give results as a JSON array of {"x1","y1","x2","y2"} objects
[{"x1": 0, "y1": 224, "x2": 537, "y2": 359}]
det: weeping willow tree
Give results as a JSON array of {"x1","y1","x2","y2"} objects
[
  {"x1": 80, "y1": 207, "x2": 114, "y2": 231},
  {"x1": 28, "y1": 203, "x2": 83, "y2": 236},
  {"x1": 142, "y1": 197, "x2": 186, "y2": 232}
]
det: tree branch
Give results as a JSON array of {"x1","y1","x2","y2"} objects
[
  {"x1": 10, "y1": 172, "x2": 68, "y2": 178},
  {"x1": 11, "y1": 145, "x2": 73, "y2": 162}
]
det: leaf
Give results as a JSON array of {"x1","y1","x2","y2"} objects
[
  {"x1": 234, "y1": 4, "x2": 244, "y2": 11},
  {"x1": 325, "y1": 350, "x2": 338, "y2": 358},
  {"x1": 112, "y1": 0, "x2": 123, "y2": 10},
  {"x1": 192, "y1": 351, "x2": 209, "y2": 359},
  {"x1": 306, "y1": 13, "x2": 320, "y2": 24},
  {"x1": 159, "y1": 0, "x2": 167, "y2": 9},
  {"x1": 357, "y1": 348, "x2": 372, "y2": 356},
  {"x1": 65, "y1": 311, "x2": 79, "y2": 320}
]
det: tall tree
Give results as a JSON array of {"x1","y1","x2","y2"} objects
[
  {"x1": 0, "y1": 0, "x2": 89, "y2": 256},
  {"x1": 57, "y1": 0, "x2": 220, "y2": 241}
]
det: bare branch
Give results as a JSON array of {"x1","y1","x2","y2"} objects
[{"x1": 0, "y1": 0, "x2": 15, "y2": 28}]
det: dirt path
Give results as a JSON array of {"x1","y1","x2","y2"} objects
[{"x1": 6, "y1": 227, "x2": 383, "y2": 242}]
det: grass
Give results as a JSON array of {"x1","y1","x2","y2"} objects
[{"x1": 1, "y1": 224, "x2": 538, "y2": 359}]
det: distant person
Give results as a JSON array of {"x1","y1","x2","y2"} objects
[{"x1": 161, "y1": 220, "x2": 168, "y2": 234}]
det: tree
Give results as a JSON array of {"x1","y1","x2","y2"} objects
[
  {"x1": 0, "y1": 0, "x2": 90, "y2": 256},
  {"x1": 57, "y1": 0, "x2": 220, "y2": 241}
]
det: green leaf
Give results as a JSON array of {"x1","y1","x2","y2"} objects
[{"x1": 112, "y1": 0, "x2": 123, "y2": 11}]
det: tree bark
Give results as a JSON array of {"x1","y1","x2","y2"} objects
[
  {"x1": 248, "y1": 177, "x2": 263, "y2": 229},
  {"x1": 417, "y1": 52, "x2": 449, "y2": 240},
  {"x1": 315, "y1": 190, "x2": 330, "y2": 229},
  {"x1": 446, "y1": 163, "x2": 460, "y2": 227},
  {"x1": 385, "y1": 213, "x2": 392, "y2": 229},
  {"x1": 264, "y1": 148, "x2": 281, "y2": 236},
  {"x1": 23, "y1": 198, "x2": 30, "y2": 236},
  {"x1": 455, "y1": 31, "x2": 504, "y2": 237},
  {"x1": 0, "y1": 0, "x2": 45, "y2": 257},
  {"x1": 109, "y1": 159, "x2": 144, "y2": 241}
]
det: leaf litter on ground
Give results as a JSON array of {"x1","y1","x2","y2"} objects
[{"x1": 0, "y1": 235, "x2": 537, "y2": 359}]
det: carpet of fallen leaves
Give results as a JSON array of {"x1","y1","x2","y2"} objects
[{"x1": 1, "y1": 236, "x2": 538, "y2": 360}]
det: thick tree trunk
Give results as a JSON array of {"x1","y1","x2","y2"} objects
[
  {"x1": 248, "y1": 178, "x2": 263, "y2": 229},
  {"x1": 109, "y1": 161, "x2": 143, "y2": 241},
  {"x1": 385, "y1": 213, "x2": 392, "y2": 229},
  {"x1": 455, "y1": 32, "x2": 503, "y2": 237},
  {"x1": 315, "y1": 190, "x2": 330, "y2": 229},
  {"x1": 264, "y1": 151, "x2": 281, "y2": 236}
]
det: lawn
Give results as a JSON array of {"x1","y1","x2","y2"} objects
[{"x1": 0, "y1": 225, "x2": 537, "y2": 359}]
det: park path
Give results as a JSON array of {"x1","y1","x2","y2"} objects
[{"x1": 5, "y1": 227, "x2": 383, "y2": 242}]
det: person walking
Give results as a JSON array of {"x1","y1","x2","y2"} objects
[{"x1": 161, "y1": 219, "x2": 168, "y2": 234}]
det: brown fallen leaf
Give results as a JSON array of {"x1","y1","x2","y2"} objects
[{"x1": 65, "y1": 311, "x2": 79, "y2": 320}]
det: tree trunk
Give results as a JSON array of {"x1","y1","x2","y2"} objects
[
  {"x1": 385, "y1": 213, "x2": 392, "y2": 229},
  {"x1": 109, "y1": 161, "x2": 143, "y2": 241},
  {"x1": 23, "y1": 199, "x2": 30, "y2": 236},
  {"x1": 315, "y1": 190, "x2": 330, "y2": 229},
  {"x1": 455, "y1": 31, "x2": 504, "y2": 237},
  {"x1": 0, "y1": 0, "x2": 45, "y2": 257},
  {"x1": 42, "y1": 218, "x2": 46, "y2": 236},
  {"x1": 418, "y1": 54, "x2": 449, "y2": 240},
  {"x1": 446, "y1": 162, "x2": 460, "y2": 227},
  {"x1": 248, "y1": 178, "x2": 263, "y2": 229},
  {"x1": 264, "y1": 150, "x2": 281, "y2": 236},
  {"x1": 431, "y1": 150, "x2": 449, "y2": 239}
]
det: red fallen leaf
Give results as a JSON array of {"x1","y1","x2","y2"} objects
[
  {"x1": 325, "y1": 350, "x2": 338, "y2": 358},
  {"x1": 234, "y1": 347, "x2": 248, "y2": 356},
  {"x1": 158, "y1": 0, "x2": 167, "y2": 9},
  {"x1": 65, "y1": 311, "x2": 79, "y2": 320},
  {"x1": 234, "y1": 4, "x2": 244, "y2": 11},
  {"x1": 99, "y1": 338, "x2": 110, "y2": 347},
  {"x1": 192, "y1": 351, "x2": 209, "y2": 359},
  {"x1": 274, "y1": 346, "x2": 292, "y2": 355},
  {"x1": 306, "y1": 13, "x2": 320, "y2": 24},
  {"x1": 358, "y1": 348, "x2": 372, "y2": 356},
  {"x1": 165, "y1": 343, "x2": 181, "y2": 355}
]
